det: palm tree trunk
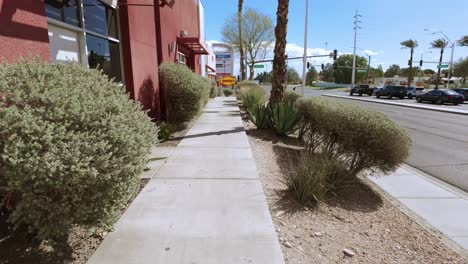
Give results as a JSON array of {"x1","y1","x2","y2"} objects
[
  {"x1": 269, "y1": 0, "x2": 290, "y2": 105},
  {"x1": 407, "y1": 48, "x2": 413, "y2": 88},
  {"x1": 435, "y1": 49, "x2": 444, "y2": 89},
  {"x1": 238, "y1": 0, "x2": 246, "y2": 81}
]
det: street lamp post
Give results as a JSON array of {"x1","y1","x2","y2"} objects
[
  {"x1": 425, "y1": 29, "x2": 455, "y2": 89},
  {"x1": 301, "y1": 0, "x2": 309, "y2": 94}
]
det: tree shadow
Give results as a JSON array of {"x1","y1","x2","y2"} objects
[
  {"x1": 324, "y1": 179, "x2": 383, "y2": 213},
  {"x1": 246, "y1": 128, "x2": 305, "y2": 147},
  {"x1": 170, "y1": 126, "x2": 245, "y2": 141}
]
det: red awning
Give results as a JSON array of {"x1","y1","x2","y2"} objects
[
  {"x1": 177, "y1": 37, "x2": 209, "y2": 55},
  {"x1": 206, "y1": 64, "x2": 216, "y2": 73}
]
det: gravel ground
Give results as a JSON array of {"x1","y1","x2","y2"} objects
[{"x1": 243, "y1": 120, "x2": 467, "y2": 264}]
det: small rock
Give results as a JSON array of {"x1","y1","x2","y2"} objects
[
  {"x1": 275, "y1": 210, "x2": 285, "y2": 217},
  {"x1": 298, "y1": 246, "x2": 304, "y2": 251},
  {"x1": 279, "y1": 237, "x2": 285, "y2": 242},
  {"x1": 284, "y1": 241, "x2": 293, "y2": 248},
  {"x1": 314, "y1": 232, "x2": 322, "y2": 237},
  {"x1": 294, "y1": 235, "x2": 301, "y2": 238},
  {"x1": 101, "y1": 231, "x2": 108, "y2": 237},
  {"x1": 343, "y1": 248, "x2": 356, "y2": 257},
  {"x1": 165, "y1": 247, "x2": 170, "y2": 251}
]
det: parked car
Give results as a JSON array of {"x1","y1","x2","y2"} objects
[
  {"x1": 350, "y1": 84, "x2": 373, "y2": 96},
  {"x1": 452, "y1": 88, "x2": 468, "y2": 101},
  {"x1": 374, "y1": 87, "x2": 383, "y2": 94},
  {"x1": 375, "y1": 86, "x2": 407, "y2": 99},
  {"x1": 416, "y1": 89, "x2": 464, "y2": 105},
  {"x1": 406, "y1": 87, "x2": 424, "y2": 99}
]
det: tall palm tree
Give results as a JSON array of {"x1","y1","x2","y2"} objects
[
  {"x1": 400, "y1": 39, "x2": 418, "y2": 88},
  {"x1": 458, "y1": 36, "x2": 468, "y2": 47},
  {"x1": 431, "y1": 38, "x2": 448, "y2": 89},
  {"x1": 269, "y1": 0, "x2": 290, "y2": 105},
  {"x1": 238, "y1": 0, "x2": 246, "y2": 81}
]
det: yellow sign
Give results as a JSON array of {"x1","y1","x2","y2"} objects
[{"x1": 220, "y1": 76, "x2": 237, "y2": 86}]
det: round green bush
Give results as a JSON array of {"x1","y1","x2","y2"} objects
[
  {"x1": 0, "y1": 60, "x2": 158, "y2": 240},
  {"x1": 159, "y1": 63, "x2": 210, "y2": 122},
  {"x1": 296, "y1": 98, "x2": 412, "y2": 175}
]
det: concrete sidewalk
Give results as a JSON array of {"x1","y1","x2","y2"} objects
[
  {"x1": 87, "y1": 97, "x2": 285, "y2": 264},
  {"x1": 369, "y1": 165, "x2": 468, "y2": 255},
  {"x1": 324, "y1": 94, "x2": 468, "y2": 115}
]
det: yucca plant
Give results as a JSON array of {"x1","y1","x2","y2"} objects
[
  {"x1": 270, "y1": 102, "x2": 301, "y2": 136},
  {"x1": 247, "y1": 104, "x2": 270, "y2": 129}
]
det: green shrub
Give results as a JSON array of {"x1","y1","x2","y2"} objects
[
  {"x1": 209, "y1": 80, "x2": 220, "y2": 98},
  {"x1": 283, "y1": 91, "x2": 302, "y2": 106},
  {"x1": 159, "y1": 63, "x2": 210, "y2": 122},
  {"x1": 296, "y1": 98, "x2": 412, "y2": 176},
  {"x1": 0, "y1": 60, "x2": 158, "y2": 240},
  {"x1": 270, "y1": 103, "x2": 301, "y2": 136},
  {"x1": 157, "y1": 121, "x2": 174, "y2": 142},
  {"x1": 286, "y1": 152, "x2": 348, "y2": 204},
  {"x1": 238, "y1": 85, "x2": 265, "y2": 111},
  {"x1": 223, "y1": 88, "x2": 233, "y2": 96},
  {"x1": 248, "y1": 104, "x2": 270, "y2": 129}
]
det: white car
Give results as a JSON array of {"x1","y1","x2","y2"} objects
[{"x1": 406, "y1": 87, "x2": 424, "y2": 99}]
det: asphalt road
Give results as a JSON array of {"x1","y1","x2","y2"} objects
[{"x1": 262, "y1": 85, "x2": 468, "y2": 192}]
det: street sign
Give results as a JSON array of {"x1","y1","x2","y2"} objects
[
  {"x1": 437, "y1": 64, "x2": 449, "y2": 69},
  {"x1": 253, "y1": 64, "x2": 265, "y2": 69},
  {"x1": 220, "y1": 76, "x2": 237, "y2": 86}
]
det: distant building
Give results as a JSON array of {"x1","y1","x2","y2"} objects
[{"x1": 0, "y1": 0, "x2": 210, "y2": 119}]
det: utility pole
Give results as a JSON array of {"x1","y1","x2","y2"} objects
[
  {"x1": 447, "y1": 42, "x2": 455, "y2": 89},
  {"x1": 301, "y1": 0, "x2": 309, "y2": 94},
  {"x1": 351, "y1": 10, "x2": 361, "y2": 88}
]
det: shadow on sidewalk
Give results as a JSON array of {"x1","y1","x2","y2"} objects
[{"x1": 170, "y1": 126, "x2": 245, "y2": 141}]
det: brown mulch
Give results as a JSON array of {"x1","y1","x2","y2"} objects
[{"x1": 244, "y1": 120, "x2": 468, "y2": 264}]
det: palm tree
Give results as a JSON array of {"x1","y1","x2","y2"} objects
[
  {"x1": 238, "y1": 0, "x2": 246, "y2": 81},
  {"x1": 431, "y1": 38, "x2": 448, "y2": 89},
  {"x1": 400, "y1": 39, "x2": 418, "y2": 88},
  {"x1": 269, "y1": 0, "x2": 290, "y2": 105},
  {"x1": 458, "y1": 36, "x2": 468, "y2": 47}
]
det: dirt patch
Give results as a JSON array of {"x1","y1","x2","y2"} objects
[
  {"x1": 0, "y1": 179, "x2": 150, "y2": 264},
  {"x1": 244, "y1": 120, "x2": 467, "y2": 264}
]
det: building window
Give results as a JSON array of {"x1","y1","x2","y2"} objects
[
  {"x1": 178, "y1": 52, "x2": 186, "y2": 64},
  {"x1": 46, "y1": 0, "x2": 123, "y2": 82},
  {"x1": 83, "y1": 0, "x2": 118, "y2": 39},
  {"x1": 45, "y1": 0, "x2": 81, "y2": 27},
  {"x1": 86, "y1": 34, "x2": 122, "y2": 82}
]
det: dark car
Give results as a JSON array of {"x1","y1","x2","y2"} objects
[
  {"x1": 452, "y1": 88, "x2": 468, "y2": 101},
  {"x1": 375, "y1": 86, "x2": 407, "y2": 99},
  {"x1": 350, "y1": 84, "x2": 373, "y2": 96},
  {"x1": 416, "y1": 89, "x2": 464, "y2": 105}
]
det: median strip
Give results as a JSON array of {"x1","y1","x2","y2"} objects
[{"x1": 323, "y1": 94, "x2": 468, "y2": 115}]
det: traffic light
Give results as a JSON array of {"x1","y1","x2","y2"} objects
[
  {"x1": 419, "y1": 60, "x2": 423, "y2": 67},
  {"x1": 408, "y1": 60, "x2": 411, "y2": 66},
  {"x1": 333, "y1": 50, "x2": 338, "y2": 60},
  {"x1": 307, "y1": 62, "x2": 310, "y2": 69},
  {"x1": 321, "y1": 64, "x2": 324, "y2": 70}
]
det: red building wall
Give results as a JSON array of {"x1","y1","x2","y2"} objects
[
  {"x1": 158, "y1": 0, "x2": 201, "y2": 74},
  {"x1": 119, "y1": 0, "x2": 161, "y2": 118},
  {"x1": 0, "y1": 0, "x2": 50, "y2": 62}
]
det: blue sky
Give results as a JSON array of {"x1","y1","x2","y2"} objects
[{"x1": 202, "y1": 0, "x2": 468, "y2": 76}]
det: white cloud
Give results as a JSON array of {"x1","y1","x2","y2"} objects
[{"x1": 364, "y1": 49, "x2": 379, "y2": 56}]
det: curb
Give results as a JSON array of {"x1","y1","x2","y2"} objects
[
  {"x1": 365, "y1": 164, "x2": 468, "y2": 258},
  {"x1": 323, "y1": 94, "x2": 468, "y2": 116}
]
